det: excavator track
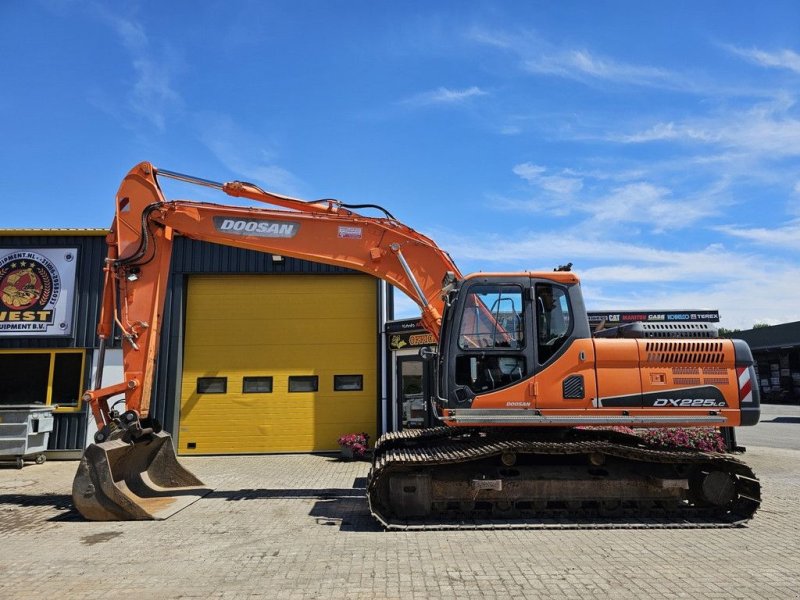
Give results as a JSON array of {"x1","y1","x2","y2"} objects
[{"x1": 367, "y1": 428, "x2": 760, "y2": 530}]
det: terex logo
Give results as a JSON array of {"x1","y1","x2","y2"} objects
[
  {"x1": 213, "y1": 217, "x2": 299, "y2": 238},
  {"x1": 654, "y1": 398, "x2": 726, "y2": 408}
]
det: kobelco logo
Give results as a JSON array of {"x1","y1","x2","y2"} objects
[
  {"x1": 654, "y1": 398, "x2": 726, "y2": 408},
  {"x1": 213, "y1": 217, "x2": 299, "y2": 238}
]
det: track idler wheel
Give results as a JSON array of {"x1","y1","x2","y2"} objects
[{"x1": 690, "y1": 469, "x2": 737, "y2": 508}]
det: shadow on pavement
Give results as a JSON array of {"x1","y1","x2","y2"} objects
[
  {"x1": 0, "y1": 492, "x2": 82, "y2": 521},
  {"x1": 763, "y1": 417, "x2": 800, "y2": 423},
  {"x1": 1, "y1": 480, "x2": 383, "y2": 531},
  {"x1": 204, "y1": 477, "x2": 382, "y2": 532}
]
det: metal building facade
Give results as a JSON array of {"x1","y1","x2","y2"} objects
[
  {"x1": 0, "y1": 232, "x2": 384, "y2": 453},
  {"x1": 0, "y1": 231, "x2": 108, "y2": 451}
]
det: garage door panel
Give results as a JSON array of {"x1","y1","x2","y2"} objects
[
  {"x1": 184, "y1": 321, "x2": 376, "y2": 348},
  {"x1": 178, "y1": 274, "x2": 377, "y2": 454}
]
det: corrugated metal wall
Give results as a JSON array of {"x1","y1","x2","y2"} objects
[{"x1": 0, "y1": 234, "x2": 107, "y2": 450}]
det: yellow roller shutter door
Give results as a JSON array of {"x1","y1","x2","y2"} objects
[{"x1": 178, "y1": 274, "x2": 377, "y2": 454}]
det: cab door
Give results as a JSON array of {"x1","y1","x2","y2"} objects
[
  {"x1": 444, "y1": 276, "x2": 534, "y2": 405},
  {"x1": 530, "y1": 279, "x2": 597, "y2": 410}
]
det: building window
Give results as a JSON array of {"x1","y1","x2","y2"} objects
[
  {"x1": 288, "y1": 376, "x2": 318, "y2": 392},
  {"x1": 243, "y1": 376, "x2": 273, "y2": 393},
  {"x1": 197, "y1": 377, "x2": 227, "y2": 394},
  {"x1": 0, "y1": 350, "x2": 85, "y2": 413},
  {"x1": 334, "y1": 374, "x2": 363, "y2": 391}
]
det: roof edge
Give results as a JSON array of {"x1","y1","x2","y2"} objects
[{"x1": 0, "y1": 229, "x2": 109, "y2": 237}]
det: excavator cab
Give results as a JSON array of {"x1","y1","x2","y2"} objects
[{"x1": 436, "y1": 272, "x2": 591, "y2": 411}]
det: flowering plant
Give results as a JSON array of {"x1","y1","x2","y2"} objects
[
  {"x1": 337, "y1": 432, "x2": 370, "y2": 457},
  {"x1": 581, "y1": 426, "x2": 727, "y2": 453},
  {"x1": 637, "y1": 427, "x2": 727, "y2": 453}
]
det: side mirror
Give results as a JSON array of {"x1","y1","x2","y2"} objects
[{"x1": 419, "y1": 346, "x2": 438, "y2": 361}]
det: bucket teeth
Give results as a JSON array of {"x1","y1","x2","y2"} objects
[{"x1": 72, "y1": 431, "x2": 210, "y2": 521}]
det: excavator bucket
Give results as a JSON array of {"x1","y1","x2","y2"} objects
[{"x1": 72, "y1": 431, "x2": 211, "y2": 521}]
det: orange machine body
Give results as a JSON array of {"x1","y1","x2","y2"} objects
[{"x1": 454, "y1": 337, "x2": 749, "y2": 427}]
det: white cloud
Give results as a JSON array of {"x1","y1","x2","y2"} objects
[
  {"x1": 591, "y1": 182, "x2": 717, "y2": 229},
  {"x1": 403, "y1": 86, "x2": 488, "y2": 107},
  {"x1": 725, "y1": 45, "x2": 800, "y2": 74},
  {"x1": 91, "y1": 7, "x2": 182, "y2": 132},
  {"x1": 508, "y1": 164, "x2": 716, "y2": 229},
  {"x1": 427, "y1": 228, "x2": 799, "y2": 329},
  {"x1": 717, "y1": 220, "x2": 800, "y2": 251},
  {"x1": 195, "y1": 112, "x2": 303, "y2": 196},
  {"x1": 617, "y1": 122, "x2": 716, "y2": 143},
  {"x1": 468, "y1": 27, "x2": 697, "y2": 91},
  {"x1": 524, "y1": 49, "x2": 674, "y2": 87},
  {"x1": 613, "y1": 97, "x2": 800, "y2": 160},
  {"x1": 512, "y1": 162, "x2": 584, "y2": 196}
]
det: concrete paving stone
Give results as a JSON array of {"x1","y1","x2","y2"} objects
[{"x1": 0, "y1": 443, "x2": 799, "y2": 599}]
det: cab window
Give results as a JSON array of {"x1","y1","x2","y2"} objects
[
  {"x1": 455, "y1": 285, "x2": 528, "y2": 394},
  {"x1": 536, "y1": 283, "x2": 572, "y2": 363},
  {"x1": 458, "y1": 285, "x2": 524, "y2": 350}
]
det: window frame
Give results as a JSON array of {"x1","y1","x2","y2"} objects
[
  {"x1": 534, "y1": 282, "x2": 575, "y2": 366},
  {"x1": 457, "y1": 284, "x2": 527, "y2": 352},
  {"x1": 288, "y1": 375, "x2": 319, "y2": 393},
  {"x1": 0, "y1": 349, "x2": 85, "y2": 413},
  {"x1": 242, "y1": 376, "x2": 274, "y2": 394},
  {"x1": 333, "y1": 374, "x2": 364, "y2": 392},
  {"x1": 196, "y1": 376, "x2": 228, "y2": 394}
]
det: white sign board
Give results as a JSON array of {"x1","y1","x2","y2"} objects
[{"x1": 0, "y1": 248, "x2": 78, "y2": 337}]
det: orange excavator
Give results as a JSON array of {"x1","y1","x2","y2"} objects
[{"x1": 72, "y1": 162, "x2": 761, "y2": 527}]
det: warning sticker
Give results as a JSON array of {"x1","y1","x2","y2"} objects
[{"x1": 338, "y1": 226, "x2": 363, "y2": 239}]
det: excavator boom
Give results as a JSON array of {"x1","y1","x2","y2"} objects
[{"x1": 74, "y1": 162, "x2": 461, "y2": 520}]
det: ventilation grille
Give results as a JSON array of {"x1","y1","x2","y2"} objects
[
  {"x1": 672, "y1": 367, "x2": 700, "y2": 375},
  {"x1": 673, "y1": 377, "x2": 701, "y2": 385},
  {"x1": 702, "y1": 367, "x2": 727, "y2": 375},
  {"x1": 637, "y1": 323, "x2": 719, "y2": 339},
  {"x1": 563, "y1": 375, "x2": 585, "y2": 399},
  {"x1": 703, "y1": 377, "x2": 730, "y2": 385},
  {"x1": 645, "y1": 341, "x2": 725, "y2": 364}
]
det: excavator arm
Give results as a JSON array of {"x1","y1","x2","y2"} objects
[{"x1": 73, "y1": 162, "x2": 462, "y2": 521}]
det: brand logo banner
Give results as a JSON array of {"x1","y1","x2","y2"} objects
[
  {"x1": 213, "y1": 217, "x2": 300, "y2": 238},
  {"x1": 0, "y1": 248, "x2": 78, "y2": 337}
]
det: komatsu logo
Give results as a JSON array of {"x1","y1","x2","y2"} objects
[
  {"x1": 654, "y1": 398, "x2": 726, "y2": 408},
  {"x1": 213, "y1": 217, "x2": 299, "y2": 238}
]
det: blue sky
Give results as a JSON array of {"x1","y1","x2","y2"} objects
[{"x1": 2, "y1": 1, "x2": 799, "y2": 329}]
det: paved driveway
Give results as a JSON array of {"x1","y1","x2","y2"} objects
[
  {"x1": 1, "y1": 418, "x2": 799, "y2": 599},
  {"x1": 737, "y1": 403, "x2": 800, "y2": 450}
]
